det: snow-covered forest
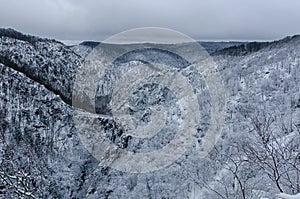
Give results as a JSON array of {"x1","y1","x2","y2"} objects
[{"x1": 0, "y1": 28, "x2": 299, "y2": 198}]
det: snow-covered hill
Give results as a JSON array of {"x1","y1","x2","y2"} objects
[{"x1": 0, "y1": 28, "x2": 299, "y2": 198}]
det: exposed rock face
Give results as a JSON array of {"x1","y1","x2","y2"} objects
[{"x1": 0, "y1": 28, "x2": 300, "y2": 198}]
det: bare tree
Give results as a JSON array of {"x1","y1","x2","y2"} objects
[
  {"x1": 185, "y1": 144, "x2": 257, "y2": 199},
  {"x1": 242, "y1": 114, "x2": 300, "y2": 194},
  {"x1": 186, "y1": 113, "x2": 299, "y2": 199}
]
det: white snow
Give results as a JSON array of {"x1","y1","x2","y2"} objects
[{"x1": 276, "y1": 193, "x2": 300, "y2": 199}]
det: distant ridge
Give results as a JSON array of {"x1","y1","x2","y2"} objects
[
  {"x1": 213, "y1": 35, "x2": 300, "y2": 56},
  {"x1": 76, "y1": 36, "x2": 300, "y2": 56},
  {"x1": 0, "y1": 28, "x2": 62, "y2": 45},
  {"x1": 1, "y1": 28, "x2": 299, "y2": 55},
  {"x1": 78, "y1": 41, "x2": 100, "y2": 48}
]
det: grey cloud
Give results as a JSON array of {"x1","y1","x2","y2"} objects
[{"x1": 0, "y1": 0, "x2": 300, "y2": 42}]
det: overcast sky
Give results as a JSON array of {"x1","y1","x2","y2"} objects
[{"x1": 0, "y1": 0, "x2": 300, "y2": 43}]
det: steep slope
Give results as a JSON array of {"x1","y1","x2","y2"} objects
[
  {"x1": 0, "y1": 28, "x2": 82, "y2": 105},
  {"x1": 0, "y1": 63, "x2": 99, "y2": 198}
]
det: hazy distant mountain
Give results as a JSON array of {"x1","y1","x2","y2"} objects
[
  {"x1": 0, "y1": 28, "x2": 299, "y2": 199},
  {"x1": 70, "y1": 40, "x2": 247, "y2": 57}
]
